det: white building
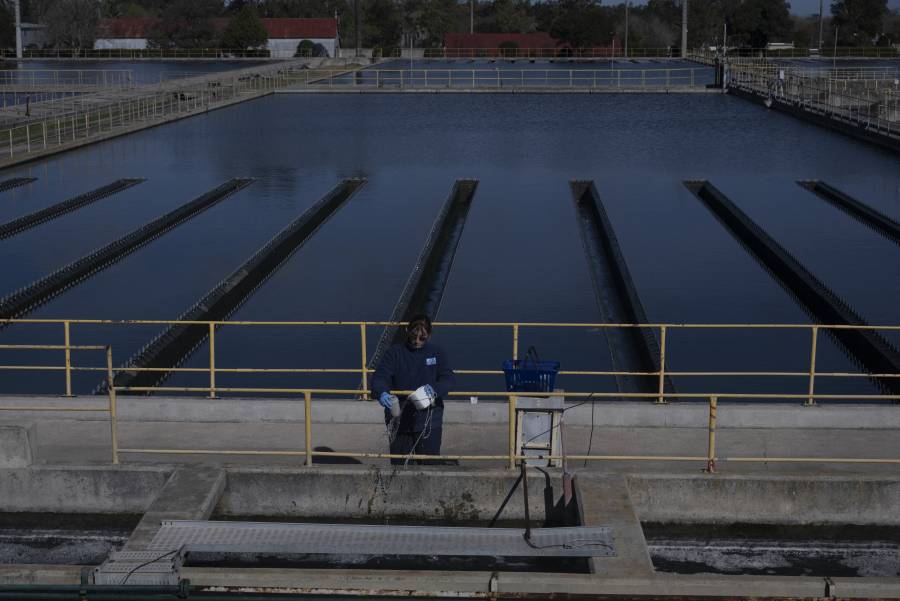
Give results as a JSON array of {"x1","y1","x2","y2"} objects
[
  {"x1": 94, "y1": 18, "x2": 339, "y2": 58},
  {"x1": 20, "y1": 23, "x2": 48, "y2": 48}
]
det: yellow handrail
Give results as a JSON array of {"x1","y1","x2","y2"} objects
[{"x1": 0, "y1": 318, "x2": 897, "y2": 470}]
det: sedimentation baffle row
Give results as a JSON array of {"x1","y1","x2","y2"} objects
[
  {"x1": 685, "y1": 180, "x2": 900, "y2": 395},
  {"x1": 1, "y1": 175, "x2": 896, "y2": 397},
  {"x1": 369, "y1": 179, "x2": 479, "y2": 373},
  {"x1": 0, "y1": 177, "x2": 36, "y2": 193},
  {"x1": 111, "y1": 179, "x2": 366, "y2": 392},
  {"x1": 798, "y1": 180, "x2": 900, "y2": 246},
  {"x1": 0, "y1": 178, "x2": 253, "y2": 321},
  {"x1": 0, "y1": 178, "x2": 144, "y2": 240},
  {"x1": 570, "y1": 181, "x2": 670, "y2": 397}
]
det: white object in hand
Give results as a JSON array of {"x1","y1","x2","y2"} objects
[
  {"x1": 390, "y1": 395, "x2": 402, "y2": 418},
  {"x1": 408, "y1": 385, "x2": 435, "y2": 410}
]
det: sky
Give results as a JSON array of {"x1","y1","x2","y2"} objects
[
  {"x1": 787, "y1": 0, "x2": 900, "y2": 16},
  {"x1": 626, "y1": 0, "x2": 900, "y2": 17}
]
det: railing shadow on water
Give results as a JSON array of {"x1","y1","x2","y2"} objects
[{"x1": 0, "y1": 319, "x2": 898, "y2": 469}]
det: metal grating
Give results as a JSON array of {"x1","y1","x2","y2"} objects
[
  {"x1": 94, "y1": 550, "x2": 182, "y2": 585},
  {"x1": 150, "y1": 520, "x2": 614, "y2": 558}
]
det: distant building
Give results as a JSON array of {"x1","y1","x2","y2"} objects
[
  {"x1": 94, "y1": 18, "x2": 339, "y2": 58},
  {"x1": 443, "y1": 33, "x2": 564, "y2": 56},
  {"x1": 20, "y1": 23, "x2": 48, "y2": 48},
  {"x1": 95, "y1": 18, "x2": 149, "y2": 50}
]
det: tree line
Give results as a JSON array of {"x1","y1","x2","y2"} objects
[{"x1": 0, "y1": 0, "x2": 897, "y2": 51}]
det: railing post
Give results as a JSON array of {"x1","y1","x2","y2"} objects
[
  {"x1": 806, "y1": 326, "x2": 818, "y2": 406},
  {"x1": 305, "y1": 390, "x2": 313, "y2": 466},
  {"x1": 706, "y1": 396, "x2": 717, "y2": 472},
  {"x1": 208, "y1": 322, "x2": 217, "y2": 399},
  {"x1": 63, "y1": 321, "x2": 73, "y2": 396},
  {"x1": 508, "y1": 323, "x2": 520, "y2": 470},
  {"x1": 360, "y1": 323, "x2": 368, "y2": 397},
  {"x1": 106, "y1": 346, "x2": 120, "y2": 465},
  {"x1": 656, "y1": 326, "x2": 667, "y2": 403},
  {"x1": 512, "y1": 323, "x2": 519, "y2": 360},
  {"x1": 508, "y1": 393, "x2": 517, "y2": 470}
]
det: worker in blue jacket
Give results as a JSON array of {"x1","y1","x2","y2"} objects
[{"x1": 372, "y1": 314, "x2": 455, "y2": 465}]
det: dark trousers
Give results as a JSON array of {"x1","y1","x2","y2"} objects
[{"x1": 389, "y1": 428, "x2": 443, "y2": 465}]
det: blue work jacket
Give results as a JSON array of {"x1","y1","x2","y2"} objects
[{"x1": 371, "y1": 341, "x2": 455, "y2": 432}]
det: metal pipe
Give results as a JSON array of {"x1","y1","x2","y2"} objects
[
  {"x1": 209, "y1": 322, "x2": 216, "y2": 399},
  {"x1": 359, "y1": 323, "x2": 368, "y2": 396},
  {"x1": 305, "y1": 390, "x2": 313, "y2": 466},
  {"x1": 106, "y1": 346, "x2": 119, "y2": 464},
  {"x1": 508, "y1": 395, "x2": 517, "y2": 470},
  {"x1": 706, "y1": 396, "x2": 717, "y2": 472},
  {"x1": 14, "y1": 0, "x2": 21, "y2": 60},
  {"x1": 807, "y1": 326, "x2": 818, "y2": 406}
]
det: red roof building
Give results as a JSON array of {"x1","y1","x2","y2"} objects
[
  {"x1": 97, "y1": 17, "x2": 155, "y2": 40},
  {"x1": 95, "y1": 17, "x2": 340, "y2": 57}
]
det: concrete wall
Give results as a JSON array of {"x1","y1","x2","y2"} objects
[
  {"x1": 5, "y1": 397, "x2": 897, "y2": 474},
  {"x1": 628, "y1": 473, "x2": 900, "y2": 526},
  {"x1": 94, "y1": 39, "x2": 148, "y2": 50},
  {"x1": 217, "y1": 467, "x2": 564, "y2": 522},
  {"x1": 7, "y1": 397, "x2": 899, "y2": 429},
  {"x1": 0, "y1": 423, "x2": 35, "y2": 468},
  {"x1": 0, "y1": 466, "x2": 169, "y2": 513},
  {"x1": 2, "y1": 465, "x2": 900, "y2": 527}
]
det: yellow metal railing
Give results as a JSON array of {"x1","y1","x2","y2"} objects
[
  {"x1": 0, "y1": 342, "x2": 119, "y2": 464},
  {"x1": 0, "y1": 319, "x2": 898, "y2": 470}
]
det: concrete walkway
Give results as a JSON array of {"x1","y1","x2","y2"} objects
[{"x1": 1, "y1": 396, "x2": 898, "y2": 474}]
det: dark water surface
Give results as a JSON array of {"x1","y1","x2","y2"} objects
[{"x1": 1, "y1": 92, "x2": 898, "y2": 396}]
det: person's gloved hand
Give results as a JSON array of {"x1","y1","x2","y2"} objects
[
  {"x1": 423, "y1": 384, "x2": 436, "y2": 400},
  {"x1": 379, "y1": 391, "x2": 398, "y2": 410}
]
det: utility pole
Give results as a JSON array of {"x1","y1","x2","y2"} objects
[
  {"x1": 470, "y1": 0, "x2": 474, "y2": 35},
  {"x1": 681, "y1": 0, "x2": 688, "y2": 58},
  {"x1": 624, "y1": 0, "x2": 629, "y2": 58},
  {"x1": 721, "y1": 22, "x2": 727, "y2": 90},
  {"x1": 817, "y1": 0, "x2": 824, "y2": 51},
  {"x1": 833, "y1": 25, "x2": 838, "y2": 70},
  {"x1": 14, "y1": 0, "x2": 22, "y2": 60},
  {"x1": 354, "y1": 0, "x2": 360, "y2": 58}
]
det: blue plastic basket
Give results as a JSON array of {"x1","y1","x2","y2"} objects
[{"x1": 502, "y1": 359, "x2": 560, "y2": 393}]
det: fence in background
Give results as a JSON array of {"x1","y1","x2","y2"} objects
[
  {"x1": 727, "y1": 60, "x2": 900, "y2": 138},
  {"x1": 285, "y1": 67, "x2": 710, "y2": 90}
]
